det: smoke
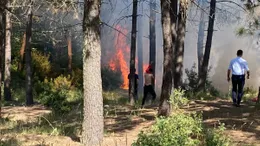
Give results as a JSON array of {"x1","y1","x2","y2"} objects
[
  {"x1": 185, "y1": 2, "x2": 260, "y2": 93},
  {"x1": 100, "y1": 0, "x2": 260, "y2": 95}
]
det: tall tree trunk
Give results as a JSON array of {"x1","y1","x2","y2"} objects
[
  {"x1": 4, "y1": 2, "x2": 11, "y2": 101},
  {"x1": 198, "y1": 0, "x2": 216, "y2": 90},
  {"x1": 0, "y1": 2, "x2": 5, "y2": 117},
  {"x1": 18, "y1": 33, "x2": 26, "y2": 71},
  {"x1": 197, "y1": 0, "x2": 206, "y2": 74},
  {"x1": 82, "y1": 0, "x2": 103, "y2": 145},
  {"x1": 67, "y1": 30, "x2": 72, "y2": 73},
  {"x1": 173, "y1": 0, "x2": 188, "y2": 89},
  {"x1": 149, "y1": 0, "x2": 156, "y2": 86},
  {"x1": 137, "y1": 6, "x2": 143, "y2": 94},
  {"x1": 158, "y1": 0, "x2": 177, "y2": 117},
  {"x1": 129, "y1": 0, "x2": 138, "y2": 105},
  {"x1": 25, "y1": 1, "x2": 33, "y2": 106}
]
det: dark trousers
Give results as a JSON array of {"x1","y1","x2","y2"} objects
[
  {"x1": 232, "y1": 75, "x2": 245, "y2": 105},
  {"x1": 142, "y1": 85, "x2": 156, "y2": 106}
]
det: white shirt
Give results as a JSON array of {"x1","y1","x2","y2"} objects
[{"x1": 228, "y1": 57, "x2": 249, "y2": 75}]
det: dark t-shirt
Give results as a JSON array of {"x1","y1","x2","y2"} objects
[{"x1": 128, "y1": 74, "x2": 139, "y2": 89}]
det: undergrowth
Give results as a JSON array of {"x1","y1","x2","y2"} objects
[{"x1": 133, "y1": 89, "x2": 231, "y2": 146}]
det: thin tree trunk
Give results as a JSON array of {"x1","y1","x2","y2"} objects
[
  {"x1": 149, "y1": 0, "x2": 156, "y2": 86},
  {"x1": 198, "y1": 0, "x2": 216, "y2": 90},
  {"x1": 129, "y1": 0, "x2": 138, "y2": 105},
  {"x1": 4, "y1": 2, "x2": 11, "y2": 101},
  {"x1": 67, "y1": 30, "x2": 72, "y2": 73},
  {"x1": 18, "y1": 33, "x2": 26, "y2": 71},
  {"x1": 158, "y1": 0, "x2": 177, "y2": 117},
  {"x1": 173, "y1": 0, "x2": 188, "y2": 89},
  {"x1": 25, "y1": 1, "x2": 33, "y2": 106},
  {"x1": 197, "y1": 0, "x2": 206, "y2": 74},
  {"x1": 0, "y1": 2, "x2": 5, "y2": 117},
  {"x1": 137, "y1": 5, "x2": 143, "y2": 94},
  {"x1": 82, "y1": 0, "x2": 103, "y2": 145}
]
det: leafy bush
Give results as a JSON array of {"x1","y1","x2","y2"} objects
[
  {"x1": 184, "y1": 64, "x2": 221, "y2": 99},
  {"x1": 169, "y1": 88, "x2": 189, "y2": 110},
  {"x1": 32, "y1": 49, "x2": 51, "y2": 80},
  {"x1": 204, "y1": 123, "x2": 231, "y2": 146},
  {"x1": 132, "y1": 112, "x2": 203, "y2": 146},
  {"x1": 133, "y1": 112, "x2": 232, "y2": 146},
  {"x1": 35, "y1": 75, "x2": 82, "y2": 113},
  {"x1": 243, "y1": 86, "x2": 257, "y2": 102},
  {"x1": 103, "y1": 91, "x2": 128, "y2": 105},
  {"x1": 71, "y1": 68, "x2": 83, "y2": 88},
  {"x1": 101, "y1": 67, "x2": 123, "y2": 91}
]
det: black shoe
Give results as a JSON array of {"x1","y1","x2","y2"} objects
[{"x1": 232, "y1": 103, "x2": 237, "y2": 107}]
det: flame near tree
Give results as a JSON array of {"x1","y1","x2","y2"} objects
[
  {"x1": 108, "y1": 25, "x2": 130, "y2": 89},
  {"x1": 108, "y1": 25, "x2": 149, "y2": 90}
]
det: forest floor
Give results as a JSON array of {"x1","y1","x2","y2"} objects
[{"x1": 1, "y1": 98, "x2": 260, "y2": 146}]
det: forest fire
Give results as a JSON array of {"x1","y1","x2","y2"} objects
[
  {"x1": 108, "y1": 25, "x2": 130, "y2": 89},
  {"x1": 108, "y1": 25, "x2": 150, "y2": 90}
]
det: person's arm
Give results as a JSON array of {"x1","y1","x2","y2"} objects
[
  {"x1": 245, "y1": 61, "x2": 250, "y2": 79},
  {"x1": 227, "y1": 69, "x2": 231, "y2": 82},
  {"x1": 227, "y1": 61, "x2": 232, "y2": 82}
]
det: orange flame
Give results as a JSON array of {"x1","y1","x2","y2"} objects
[
  {"x1": 143, "y1": 64, "x2": 149, "y2": 73},
  {"x1": 108, "y1": 25, "x2": 130, "y2": 89},
  {"x1": 117, "y1": 49, "x2": 129, "y2": 89}
]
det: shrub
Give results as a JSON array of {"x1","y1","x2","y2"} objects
[
  {"x1": 132, "y1": 112, "x2": 203, "y2": 146},
  {"x1": 204, "y1": 123, "x2": 231, "y2": 146},
  {"x1": 243, "y1": 86, "x2": 257, "y2": 102},
  {"x1": 31, "y1": 49, "x2": 51, "y2": 80},
  {"x1": 133, "y1": 112, "x2": 232, "y2": 146},
  {"x1": 71, "y1": 68, "x2": 83, "y2": 88},
  {"x1": 36, "y1": 75, "x2": 82, "y2": 113},
  {"x1": 184, "y1": 63, "x2": 221, "y2": 99},
  {"x1": 103, "y1": 91, "x2": 128, "y2": 105},
  {"x1": 101, "y1": 67, "x2": 123, "y2": 91},
  {"x1": 169, "y1": 88, "x2": 189, "y2": 110}
]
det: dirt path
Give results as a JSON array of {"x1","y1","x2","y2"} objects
[
  {"x1": 2, "y1": 100, "x2": 260, "y2": 146},
  {"x1": 184, "y1": 99, "x2": 260, "y2": 146},
  {"x1": 1, "y1": 105, "x2": 156, "y2": 146}
]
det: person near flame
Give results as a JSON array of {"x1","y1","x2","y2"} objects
[
  {"x1": 128, "y1": 68, "x2": 139, "y2": 100},
  {"x1": 142, "y1": 64, "x2": 156, "y2": 108},
  {"x1": 227, "y1": 49, "x2": 250, "y2": 107}
]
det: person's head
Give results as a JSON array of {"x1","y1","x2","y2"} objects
[
  {"x1": 237, "y1": 50, "x2": 243, "y2": 57},
  {"x1": 149, "y1": 68, "x2": 153, "y2": 73}
]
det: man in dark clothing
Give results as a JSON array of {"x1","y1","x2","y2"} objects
[
  {"x1": 142, "y1": 66, "x2": 156, "y2": 108},
  {"x1": 128, "y1": 68, "x2": 139, "y2": 100}
]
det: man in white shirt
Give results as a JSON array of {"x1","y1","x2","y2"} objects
[{"x1": 227, "y1": 50, "x2": 250, "y2": 107}]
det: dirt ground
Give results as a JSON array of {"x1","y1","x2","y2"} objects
[{"x1": 1, "y1": 99, "x2": 260, "y2": 146}]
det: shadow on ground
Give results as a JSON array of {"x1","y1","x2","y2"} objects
[{"x1": 183, "y1": 99, "x2": 260, "y2": 145}]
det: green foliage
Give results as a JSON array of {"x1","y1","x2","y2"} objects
[
  {"x1": 32, "y1": 49, "x2": 51, "y2": 80},
  {"x1": 132, "y1": 112, "x2": 203, "y2": 146},
  {"x1": 0, "y1": 138, "x2": 20, "y2": 146},
  {"x1": 184, "y1": 64, "x2": 199, "y2": 91},
  {"x1": 103, "y1": 91, "x2": 128, "y2": 105},
  {"x1": 133, "y1": 111, "x2": 232, "y2": 146},
  {"x1": 169, "y1": 88, "x2": 189, "y2": 110},
  {"x1": 35, "y1": 75, "x2": 83, "y2": 113},
  {"x1": 243, "y1": 86, "x2": 257, "y2": 102},
  {"x1": 204, "y1": 123, "x2": 231, "y2": 146},
  {"x1": 184, "y1": 64, "x2": 221, "y2": 99},
  {"x1": 101, "y1": 67, "x2": 123, "y2": 91},
  {"x1": 71, "y1": 68, "x2": 83, "y2": 88}
]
